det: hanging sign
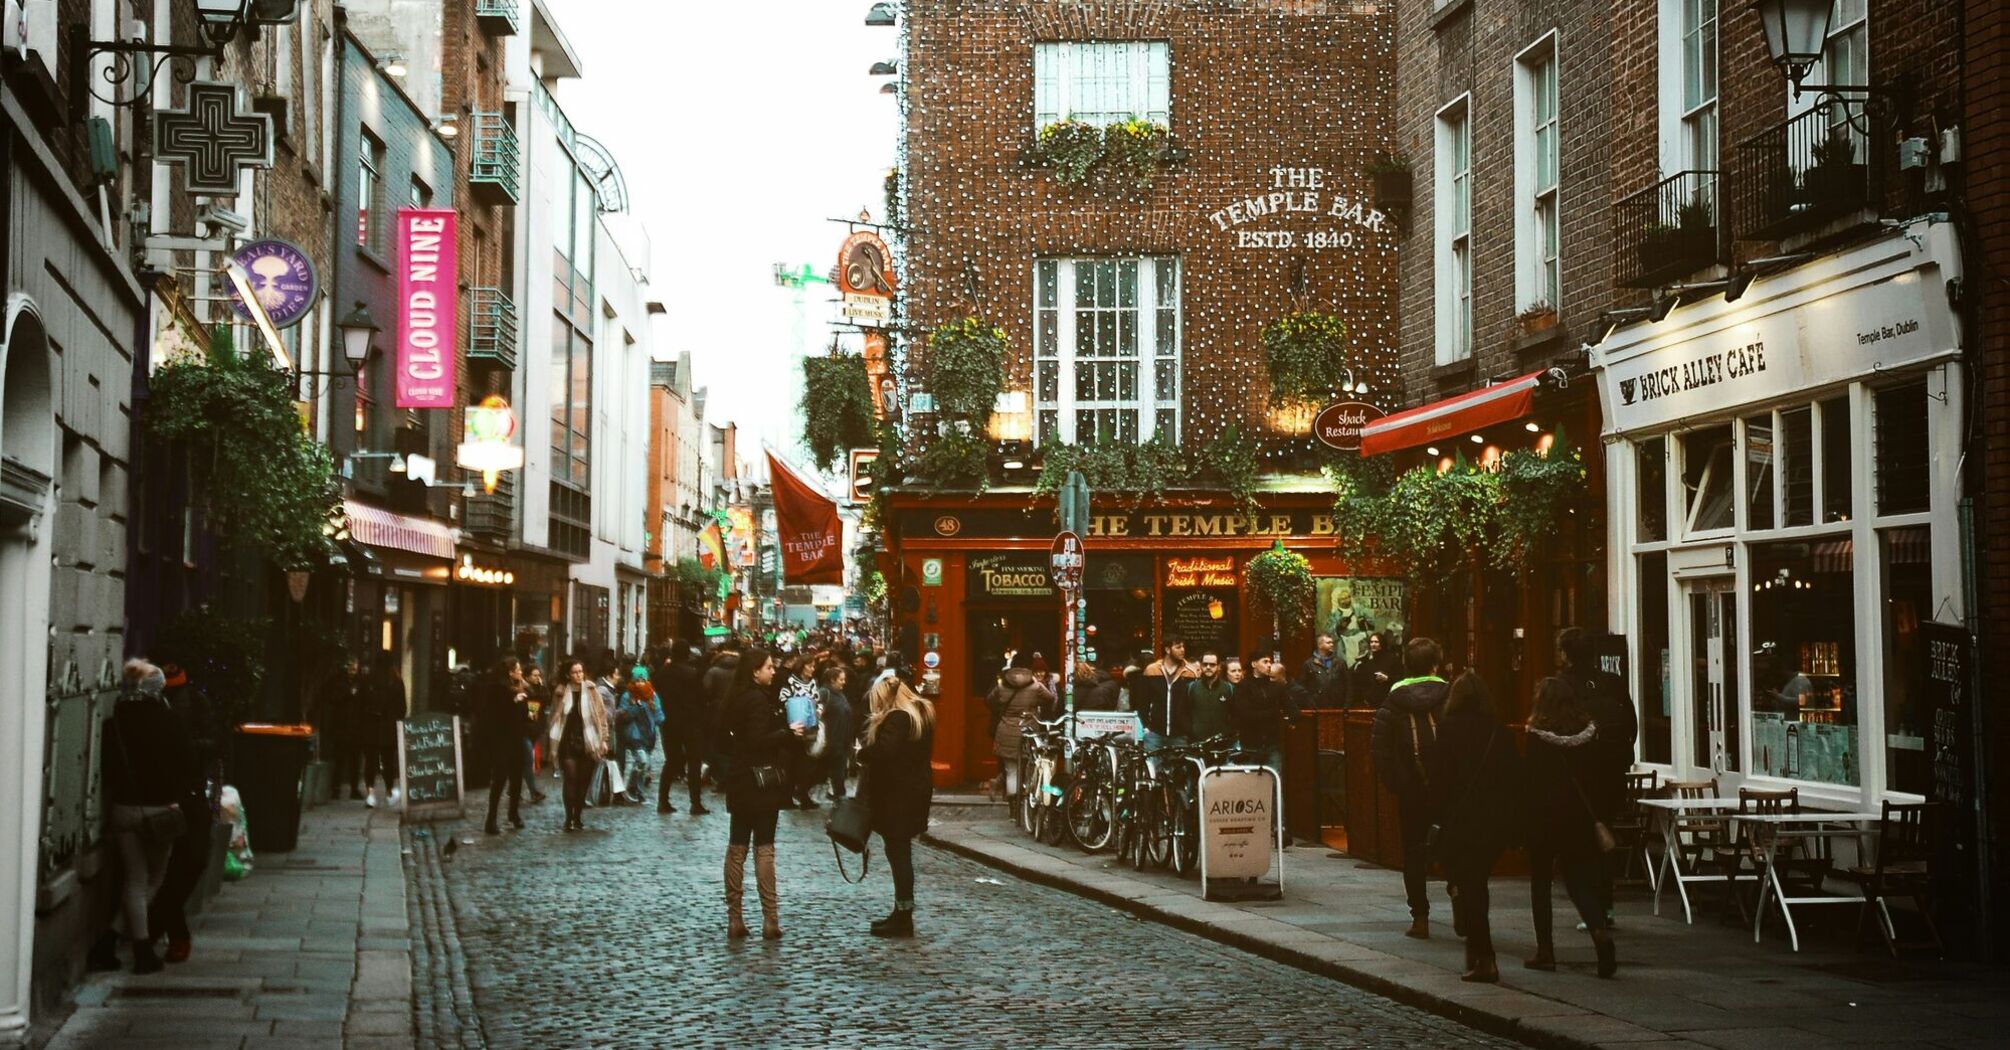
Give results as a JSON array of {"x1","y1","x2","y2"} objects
[
  {"x1": 395, "y1": 208, "x2": 457, "y2": 408},
  {"x1": 229, "y1": 238, "x2": 318, "y2": 328},
  {"x1": 1313, "y1": 400, "x2": 1386, "y2": 451},
  {"x1": 766, "y1": 453, "x2": 844, "y2": 585},
  {"x1": 456, "y1": 395, "x2": 523, "y2": 492},
  {"x1": 1048, "y1": 531, "x2": 1084, "y2": 592},
  {"x1": 848, "y1": 448, "x2": 879, "y2": 504},
  {"x1": 152, "y1": 81, "x2": 273, "y2": 197},
  {"x1": 836, "y1": 230, "x2": 897, "y2": 326}
]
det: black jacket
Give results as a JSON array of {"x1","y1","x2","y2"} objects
[
  {"x1": 1229, "y1": 678, "x2": 1291, "y2": 751},
  {"x1": 1564, "y1": 666, "x2": 1638, "y2": 809},
  {"x1": 1297, "y1": 653, "x2": 1351, "y2": 709},
  {"x1": 1077, "y1": 670, "x2": 1118, "y2": 712},
  {"x1": 1370, "y1": 677, "x2": 1449, "y2": 798},
  {"x1": 1523, "y1": 721, "x2": 1607, "y2": 854},
  {"x1": 104, "y1": 695, "x2": 201, "y2": 807},
  {"x1": 1350, "y1": 651, "x2": 1400, "y2": 710},
  {"x1": 661, "y1": 659, "x2": 707, "y2": 733},
  {"x1": 862, "y1": 708, "x2": 934, "y2": 840},
  {"x1": 721, "y1": 685, "x2": 797, "y2": 814},
  {"x1": 1427, "y1": 707, "x2": 1524, "y2": 865},
  {"x1": 472, "y1": 672, "x2": 524, "y2": 748}
]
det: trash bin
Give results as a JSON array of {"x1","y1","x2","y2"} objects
[{"x1": 231, "y1": 723, "x2": 314, "y2": 853}]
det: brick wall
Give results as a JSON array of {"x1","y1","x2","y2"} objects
[{"x1": 900, "y1": 0, "x2": 1397, "y2": 444}]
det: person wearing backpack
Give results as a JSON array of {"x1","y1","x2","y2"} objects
[
  {"x1": 1370, "y1": 636, "x2": 1451, "y2": 939},
  {"x1": 1556, "y1": 626, "x2": 1637, "y2": 926}
]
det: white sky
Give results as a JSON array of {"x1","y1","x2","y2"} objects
[{"x1": 547, "y1": 0, "x2": 898, "y2": 471}]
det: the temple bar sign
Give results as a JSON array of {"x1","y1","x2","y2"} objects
[
  {"x1": 1209, "y1": 167, "x2": 1388, "y2": 251},
  {"x1": 898, "y1": 506, "x2": 1341, "y2": 541}
]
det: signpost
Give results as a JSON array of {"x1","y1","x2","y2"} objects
[
  {"x1": 1051, "y1": 529, "x2": 1084, "y2": 724},
  {"x1": 396, "y1": 713, "x2": 465, "y2": 822},
  {"x1": 1199, "y1": 765, "x2": 1285, "y2": 900}
]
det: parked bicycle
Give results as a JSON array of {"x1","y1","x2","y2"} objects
[
  {"x1": 1016, "y1": 715, "x2": 1072, "y2": 846},
  {"x1": 1064, "y1": 731, "x2": 1119, "y2": 852}
]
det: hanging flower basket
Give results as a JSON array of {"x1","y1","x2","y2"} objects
[{"x1": 1246, "y1": 540, "x2": 1315, "y2": 636}]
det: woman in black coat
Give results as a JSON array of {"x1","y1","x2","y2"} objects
[
  {"x1": 1523, "y1": 675, "x2": 1618, "y2": 977},
  {"x1": 719, "y1": 648, "x2": 805, "y2": 940},
  {"x1": 1350, "y1": 631, "x2": 1401, "y2": 710},
  {"x1": 859, "y1": 676, "x2": 936, "y2": 938},
  {"x1": 1427, "y1": 672, "x2": 1522, "y2": 983}
]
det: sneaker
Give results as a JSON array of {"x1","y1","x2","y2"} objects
[
  {"x1": 388, "y1": 787, "x2": 402, "y2": 806},
  {"x1": 364, "y1": 791, "x2": 378, "y2": 809}
]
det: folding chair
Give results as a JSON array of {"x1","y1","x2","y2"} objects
[{"x1": 1840, "y1": 800, "x2": 1945, "y2": 958}]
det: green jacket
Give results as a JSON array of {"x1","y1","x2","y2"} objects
[{"x1": 1181, "y1": 677, "x2": 1235, "y2": 741}]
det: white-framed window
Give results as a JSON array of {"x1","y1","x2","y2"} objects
[
  {"x1": 1033, "y1": 42, "x2": 1171, "y2": 128},
  {"x1": 1033, "y1": 256, "x2": 1181, "y2": 446},
  {"x1": 1682, "y1": 0, "x2": 1719, "y2": 176},
  {"x1": 1514, "y1": 35, "x2": 1561, "y2": 311},
  {"x1": 1790, "y1": 1, "x2": 1869, "y2": 146},
  {"x1": 1434, "y1": 97, "x2": 1473, "y2": 364}
]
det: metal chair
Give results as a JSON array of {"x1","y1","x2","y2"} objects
[
  {"x1": 1653, "y1": 777, "x2": 1729, "y2": 922},
  {"x1": 1840, "y1": 800, "x2": 1945, "y2": 958}
]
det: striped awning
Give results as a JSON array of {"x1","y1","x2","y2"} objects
[
  {"x1": 1883, "y1": 525, "x2": 1931, "y2": 566},
  {"x1": 1813, "y1": 539, "x2": 1853, "y2": 574},
  {"x1": 342, "y1": 500, "x2": 454, "y2": 560}
]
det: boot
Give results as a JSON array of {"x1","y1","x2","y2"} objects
[
  {"x1": 1461, "y1": 943, "x2": 1499, "y2": 983},
  {"x1": 690, "y1": 799, "x2": 711, "y2": 816},
  {"x1": 1404, "y1": 915, "x2": 1430, "y2": 939},
  {"x1": 724, "y1": 845, "x2": 750, "y2": 939},
  {"x1": 508, "y1": 798, "x2": 524, "y2": 830},
  {"x1": 754, "y1": 844, "x2": 782, "y2": 940},
  {"x1": 131, "y1": 939, "x2": 163, "y2": 975},
  {"x1": 484, "y1": 816, "x2": 501, "y2": 836},
  {"x1": 1592, "y1": 927, "x2": 1618, "y2": 978},
  {"x1": 1524, "y1": 941, "x2": 1557, "y2": 971},
  {"x1": 871, "y1": 902, "x2": 914, "y2": 938}
]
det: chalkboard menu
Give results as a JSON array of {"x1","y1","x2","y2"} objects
[
  {"x1": 1166, "y1": 588, "x2": 1236, "y2": 661},
  {"x1": 397, "y1": 713, "x2": 465, "y2": 819},
  {"x1": 1919, "y1": 621, "x2": 1975, "y2": 939}
]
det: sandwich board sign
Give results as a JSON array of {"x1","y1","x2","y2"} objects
[
  {"x1": 1199, "y1": 765, "x2": 1283, "y2": 900},
  {"x1": 397, "y1": 713, "x2": 466, "y2": 821}
]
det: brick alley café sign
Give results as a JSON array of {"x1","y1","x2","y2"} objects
[
  {"x1": 900, "y1": 506, "x2": 1343, "y2": 542},
  {"x1": 1208, "y1": 166, "x2": 1390, "y2": 251}
]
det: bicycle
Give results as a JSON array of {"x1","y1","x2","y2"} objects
[
  {"x1": 1064, "y1": 731, "x2": 1118, "y2": 852},
  {"x1": 1018, "y1": 715, "x2": 1071, "y2": 846},
  {"x1": 1160, "y1": 735, "x2": 1239, "y2": 877},
  {"x1": 1109, "y1": 737, "x2": 1152, "y2": 870}
]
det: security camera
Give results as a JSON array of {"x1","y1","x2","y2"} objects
[{"x1": 198, "y1": 204, "x2": 250, "y2": 235}]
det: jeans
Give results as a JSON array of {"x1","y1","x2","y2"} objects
[
  {"x1": 110, "y1": 804, "x2": 176, "y2": 940},
  {"x1": 660, "y1": 729, "x2": 707, "y2": 808},
  {"x1": 520, "y1": 740, "x2": 539, "y2": 796},
  {"x1": 1529, "y1": 838, "x2": 1609, "y2": 942},
  {"x1": 622, "y1": 748, "x2": 653, "y2": 801},
  {"x1": 147, "y1": 797, "x2": 210, "y2": 941},
  {"x1": 883, "y1": 834, "x2": 916, "y2": 906},
  {"x1": 1397, "y1": 794, "x2": 1432, "y2": 919},
  {"x1": 728, "y1": 809, "x2": 779, "y2": 847}
]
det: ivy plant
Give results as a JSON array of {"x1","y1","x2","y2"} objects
[
  {"x1": 144, "y1": 327, "x2": 342, "y2": 569},
  {"x1": 1096, "y1": 118, "x2": 1171, "y2": 193},
  {"x1": 918, "y1": 426, "x2": 991, "y2": 490},
  {"x1": 1261, "y1": 311, "x2": 1352, "y2": 404},
  {"x1": 925, "y1": 317, "x2": 1007, "y2": 425},
  {"x1": 1246, "y1": 541, "x2": 1316, "y2": 636},
  {"x1": 1034, "y1": 436, "x2": 1186, "y2": 509},
  {"x1": 1201, "y1": 424, "x2": 1261, "y2": 516},
  {"x1": 1492, "y1": 427, "x2": 1587, "y2": 571},
  {"x1": 1028, "y1": 118, "x2": 1104, "y2": 185},
  {"x1": 801, "y1": 353, "x2": 876, "y2": 472},
  {"x1": 156, "y1": 605, "x2": 269, "y2": 730}
]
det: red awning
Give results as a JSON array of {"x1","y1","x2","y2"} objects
[{"x1": 1358, "y1": 370, "x2": 1545, "y2": 456}]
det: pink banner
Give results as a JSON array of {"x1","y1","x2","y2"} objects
[{"x1": 395, "y1": 208, "x2": 457, "y2": 408}]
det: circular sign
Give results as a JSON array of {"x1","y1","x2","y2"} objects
[
  {"x1": 1313, "y1": 400, "x2": 1387, "y2": 451},
  {"x1": 922, "y1": 651, "x2": 941, "y2": 669},
  {"x1": 919, "y1": 558, "x2": 944, "y2": 586},
  {"x1": 933, "y1": 515, "x2": 962, "y2": 537},
  {"x1": 836, "y1": 230, "x2": 898, "y2": 298},
  {"x1": 1048, "y1": 530, "x2": 1084, "y2": 592},
  {"x1": 229, "y1": 238, "x2": 319, "y2": 328}
]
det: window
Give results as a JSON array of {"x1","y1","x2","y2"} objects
[
  {"x1": 549, "y1": 316, "x2": 592, "y2": 486},
  {"x1": 1820, "y1": 395, "x2": 1851, "y2": 522},
  {"x1": 1781, "y1": 405, "x2": 1813, "y2": 526},
  {"x1": 357, "y1": 131, "x2": 384, "y2": 250},
  {"x1": 1033, "y1": 42, "x2": 1170, "y2": 129},
  {"x1": 1636, "y1": 437, "x2": 1668, "y2": 542},
  {"x1": 1749, "y1": 540, "x2": 1859, "y2": 786},
  {"x1": 1680, "y1": 424, "x2": 1735, "y2": 534},
  {"x1": 1033, "y1": 257, "x2": 1180, "y2": 445},
  {"x1": 409, "y1": 176, "x2": 431, "y2": 208},
  {"x1": 1874, "y1": 382, "x2": 1929, "y2": 515},
  {"x1": 1744, "y1": 413, "x2": 1775, "y2": 530},
  {"x1": 1435, "y1": 98, "x2": 1473, "y2": 364},
  {"x1": 1879, "y1": 526, "x2": 1931, "y2": 795},
  {"x1": 1515, "y1": 39, "x2": 1561, "y2": 310},
  {"x1": 1793, "y1": 0, "x2": 1868, "y2": 139},
  {"x1": 1681, "y1": 0, "x2": 1719, "y2": 177},
  {"x1": 1639, "y1": 551, "x2": 1672, "y2": 764}
]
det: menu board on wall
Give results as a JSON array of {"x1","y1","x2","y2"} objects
[
  {"x1": 1166, "y1": 589, "x2": 1236, "y2": 660},
  {"x1": 1315, "y1": 578, "x2": 1407, "y2": 668}
]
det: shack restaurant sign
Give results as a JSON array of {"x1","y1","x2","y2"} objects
[
  {"x1": 396, "y1": 208, "x2": 457, "y2": 409},
  {"x1": 1313, "y1": 400, "x2": 1385, "y2": 451}
]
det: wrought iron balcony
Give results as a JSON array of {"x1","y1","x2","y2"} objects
[
  {"x1": 463, "y1": 472, "x2": 515, "y2": 542},
  {"x1": 474, "y1": 0, "x2": 520, "y2": 35},
  {"x1": 469, "y1": 111, "x2": 520, "y2": 206},
  {"x1": 466, "y1": 286, "x2": 519, "y2": 370},
  {"x1": 1730, "y1": 101, "x2": 1884, "y2": 243},
  {"x1": 1613, "y1": 170, "x2": 1722, "y2": 288}
]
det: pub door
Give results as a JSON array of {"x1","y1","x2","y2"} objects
[
  {"x1": 965, "y1": 609, "x2": 1061, "y2": 782},
  {"x1": 1683, "y1": 577, "x2": 1741, "y2": 778}
]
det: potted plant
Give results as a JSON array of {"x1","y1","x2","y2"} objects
[
  {"x1": 1365, "y1": 154, "x2": 1412, "y2": 210},
  {"x1": 1803, "y1": 127, "x2": 1867, "y2": 213},
  {"x1": 1245, "y1": 540, "x2": 1316, "y2": 639},
  {"x1": 1516, "y1": 301, "x2": 1558, "y2": 336},
  {"x1": 1027, "y1": 118, "x2": 1104, "y2": 185},
  {"x1": 1095, "y1": 117, "x2": 1172, "y2": 193},
  {"x1": 1261, "y1": 311, "x2": 1351, "y2": 405}
]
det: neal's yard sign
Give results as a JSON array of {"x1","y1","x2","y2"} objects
[
  {"x1": 1208, "y1": 167, "x2": 1390, "y2": 250},
  {"x1": 397, "y1": 713, "x2": 465, "y2": 821}
]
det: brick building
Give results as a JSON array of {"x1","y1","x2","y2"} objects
[
  {"x1": 886, "y1": 0, "x2": 1400, "y2": 786},
  {"x1": 646, "y1": 352, "x2": 710, "y2": 643},
  {"x1": 1385, "y1": 0, "x2": 1987, "y2": 946}
]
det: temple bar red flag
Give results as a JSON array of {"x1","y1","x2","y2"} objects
[{"x1": 766, "y1": 452, "x2": 844, "y2": 585}]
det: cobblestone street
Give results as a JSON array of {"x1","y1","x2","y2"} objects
[{"x1": 411, "y1": 790, "x2": 1523, "y2": 1049}]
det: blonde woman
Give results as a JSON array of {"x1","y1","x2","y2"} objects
[
  {"x1": 859, "y1": 677, "x2": 936, "y2": 937},
  {"x1": 546, "y1": 659, "x2": 612, "y2": 832}
]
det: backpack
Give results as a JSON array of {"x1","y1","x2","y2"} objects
[{"x1": 1407, "y1": 710, "x2": 1439, "y2": 790}]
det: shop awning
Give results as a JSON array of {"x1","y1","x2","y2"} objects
[
  {"x1": 1359, "y1": 370, "x2": 1546, "y2": 456},
  {"x1": 342, "y1": 499, "x2": 455, "y2": 560}
]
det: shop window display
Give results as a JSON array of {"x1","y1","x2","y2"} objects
[
  {"x1": 1637, "y1": 437, "x2": 1667, "y2": 542},
  {"x1": 1749, "y1": 540, "x2": 1858, "y2": 786}
]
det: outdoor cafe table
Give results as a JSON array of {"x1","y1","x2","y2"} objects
[{"x1": 1638, "y1": 797, "x2": 1883, "y2": 951}]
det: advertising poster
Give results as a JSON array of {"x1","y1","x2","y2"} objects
[
  {"x1": 1315, "y1": 577, "x2": 1407, "y2": 667},
  {"x1": 394, "y1": 208, "x2": 456, "y2": 408}
]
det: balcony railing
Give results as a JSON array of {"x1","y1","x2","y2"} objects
[
  {"x1": 474, "y1": 0, "x2": 520, "y2": 35},
  {"x1": 468, "y1": 111, "x2": 520, "y2": 206},
  {"x1": 466, "y1": 286, "x2": 519, "y2": 370},
  {"x1": 463, "y1": 472, "x2": 516, "y2": 542},
  {"x1": 1730, "y1": 101, "x2": 1883, "y2": 243},
  {"x1": 1613, "y1": 169, "x2": 1722, "y2": 289}
]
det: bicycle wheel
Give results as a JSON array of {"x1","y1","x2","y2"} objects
[
  {"x1": 1170, "y1": 784, "x2": 1200, "y2": 876},
  {"x1": 1036, "y1": 791, "x2": 1067, "y2": 846},
  {"x1": 1016, "y1": 754, "x2": 1036, "y2": 835},
  {"x1": 1146, "y1": 784, "x2": 1176, "y2": 869},
  {"x1": 1067, "y1": 776, "x2": 1115, "y2": 852},
  {"x1": 1129, "y1": 788, "x2": 1157, "y2": 871}
]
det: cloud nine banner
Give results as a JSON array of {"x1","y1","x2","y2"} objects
[
  {"x1": 766, "y1": 453, "x2": 843, "y2": 586},
  {"x1": 396, "y1": 208, "x2": 457, "y2": 408}
]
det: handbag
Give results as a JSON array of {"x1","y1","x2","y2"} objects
[
  {"x1": 110, "y1": 712, "x2": 189, "y2": 848},
  {"x1": 747, "y1": 764, "x2": 788, "y2": 791},
  {"x1": 826, "y1": 795, "x2": 873, "y2": 884},
  {"x1": 603, "y1": 756, "x2": 628, "y2": 798}
]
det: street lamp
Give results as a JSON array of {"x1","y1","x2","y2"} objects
[
  {"x1": 865, "y1": 3, "x2": 896, "y2": 27},
  {"x1": 336, "y1": 302, "x2": 381, "y2": 373},
  {"x1": 1750, "y1": 0, "x2": 1832, "y2": 93},
  {"x1": 1339, "y1": 366, "x2": 1371, "y2": 397}
]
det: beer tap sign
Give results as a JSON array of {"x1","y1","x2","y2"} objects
[{"x1": 456, "y1": 395, "x2": 524, "y2": 492}]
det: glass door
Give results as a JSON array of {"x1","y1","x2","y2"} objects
[{"x1": 1684, "y1": 579, "x2": 1739, "y2": 776}]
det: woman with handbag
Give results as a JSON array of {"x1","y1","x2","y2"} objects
[
  {"x1": 106, "y1": 660, "x2": 199, "y2": 974},
  {"x1": 859, "y1": 676, "x2": 935, "y2": 937},
  {"x1": 1426, "y1": 672, "x2": 1523, "y2": 983},
  {"x1": 1522, "y1": 675, "x2": 1618, "y2": 977},
  {"x1": 721, "y1": 648, "x2": 805, "y2": 940},
  {"x1": 547, "y1": 659, "x2": 612, "y2": 832}
]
